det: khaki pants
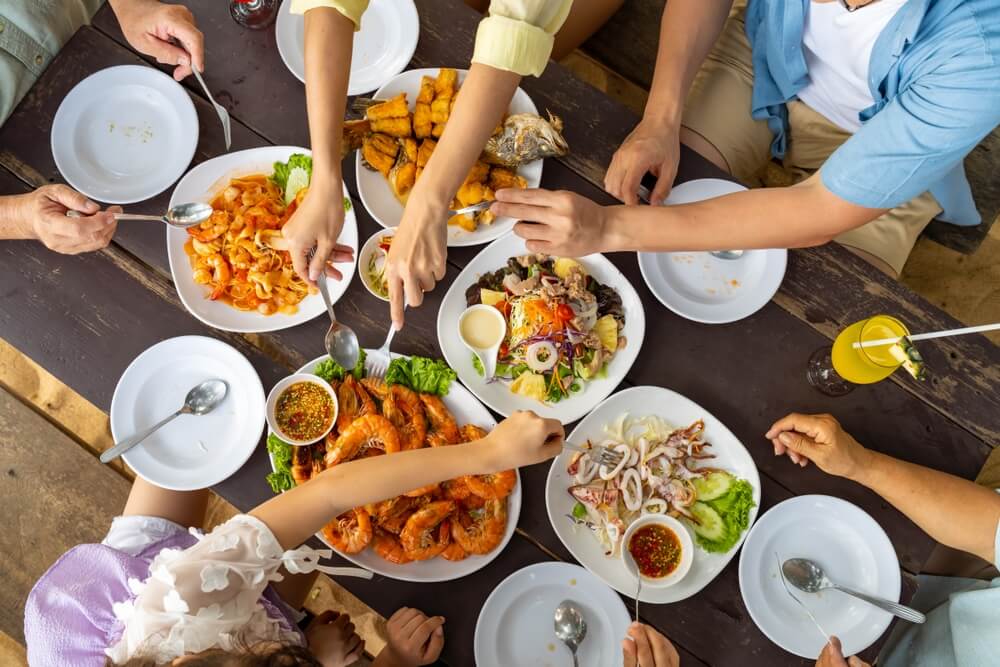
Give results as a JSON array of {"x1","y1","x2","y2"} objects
[{"x1": 680, "y1": 9, "x2": 942, "y2": 276}]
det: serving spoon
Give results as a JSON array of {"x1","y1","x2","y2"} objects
[
  {"x1": 554, "y1": 600, "x2": 587, "y2": 667},
  {"x1": 68, "y1": 202, "x2": 213, "y2": 229},
  {"x1": 317, "y1": 271, "x2": 361, "y2": 370}
]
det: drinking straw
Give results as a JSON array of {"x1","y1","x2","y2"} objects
[{"x1": 853, "y1": 322, "x2": 1000, "y2": 349}]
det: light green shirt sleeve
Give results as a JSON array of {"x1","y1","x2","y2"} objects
[
  {"x1": 289, "y1": 0, "x2": 370, "y2": 30},
  {"x1": 472, "y1": 0, "x2": 573, "y2": 77}
]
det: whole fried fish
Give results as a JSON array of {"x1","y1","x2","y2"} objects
[{"x1": 483, "y1": 111, "x2": 568, "y2": 168}]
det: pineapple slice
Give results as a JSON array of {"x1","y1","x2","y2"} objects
[
  {"x1": 553, "y1": 257, "x2": 585, "y2": 280},
  {"x1": 888, "y1": 337, "x2": 926, "y2": 381},
  {"x1": 594, "y1": 315, "x2": 619, "y2": 352},
  {"x1": 510, "y1": 372, "x2": 547, "y2": 402},
  {"x1": 480, "y1": 289, "x2": 506, "y2": 307}
]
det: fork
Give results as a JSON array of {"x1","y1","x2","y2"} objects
[
  {"x1": 367, "y1": 322, "x2": 398, "y2": 379},
  {"x1": 449, "y1": 201, "x2": 493, "y2": 217},
  {"x1": 563, "y1": 441, "x2": 623, "y2": 467},
  {"x1": 191, "y1": 65, "x2": 231, "y2": 150},
  {"x1": 775, "y1": 552, "x2": 830, "y2": 642}
]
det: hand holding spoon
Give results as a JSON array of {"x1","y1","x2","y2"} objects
[
  {"x1": 101, "y1": 379, "x2": 229, "y2": 464},
  {"x1": 68, "y1": 202, "x2": 213, "y2": 229}
]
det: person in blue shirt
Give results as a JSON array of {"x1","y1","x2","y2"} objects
[{"x1": 492, "y1": 0, "x2": 1000, "y2": 278}]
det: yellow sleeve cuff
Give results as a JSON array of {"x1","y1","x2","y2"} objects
[
  {"x1": 290, "y1": 0, "x2": 369, "y2": 31},
  {"x1": 472, "y1": 15, "x2": 556, "y2": 78}
]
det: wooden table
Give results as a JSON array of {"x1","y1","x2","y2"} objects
[{"x1": 2, "y1": 1, "x2": 998, "y2": 664}]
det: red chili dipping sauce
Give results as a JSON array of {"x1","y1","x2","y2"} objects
[
  {"x1": 627, "y1": 524, "x2": 683, "y2": 578},
  {"x1": 276, "y1": 381, "x2": 333, "y2": 441}
]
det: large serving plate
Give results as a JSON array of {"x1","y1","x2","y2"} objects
[
  {"x1": 356, "y1": 68, "x2": 543, "y2": 247},
  {"x1": 166, "y1": 146, "x2": 358, "y2": 333},
  {"x1": 267, "y1": 353, "x2": 521, "y2": 582},
  {"x1": 437, "y1": 233, "x2": 645, "y2": 423},
  {"x1": 545, "y1": 386, "x2": 761, "y2": 603},
  {"x1": 275, "y1": 0, "x2": 419, "y2": 94}
]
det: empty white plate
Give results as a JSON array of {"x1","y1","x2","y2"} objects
[
  {"x1": 739, "y1": 495, "x2": 900, "y2": 659},
  {"x1": 637, "y1": 179, "x2": 787, "y2": 324},
  {"x1": 275, "y1": 0, "x2": 419, "y2": 95},
  {"x1": 110, "y1": 336, "x2": 266, "y2": 491},
  {"x1": 474, "y1": 562, "x2": 631, "y2": 667},
  {"x1": 51, "y1": 65, "x2": 198, "y2": 204}
]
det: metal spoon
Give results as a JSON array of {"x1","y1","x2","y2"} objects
[
  {"x1": 622, "y1": 546, "x2": 642, "y2": 622},
  {"x1": 782, "y1": 557, "x2": 926, "y2": 624},
  {"x1": 67, "y1": 202, "x2": 213, "y2": 229},
  {"x1": 710, "y1": 249, "x2": 745, "y2": 260},
  {"x1": 554, "y1": 600, "x2": 587, "y2": 667},
  {"x1": 100, "y1": 379, "x2": 229, "y2": 464},
  {"x1": 317, "y1": 271, "x2": 360, "y2": 370}
]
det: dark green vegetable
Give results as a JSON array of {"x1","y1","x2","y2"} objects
[
  {"x1": 385, "y1": 356, "x2": 457, "y2": 395},
  {"x1": 313, "y1": 350, "x2": 367, "y2": 382}
]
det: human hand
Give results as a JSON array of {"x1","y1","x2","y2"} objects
[
  {"x1": 493, "y1": 188, "x2": 611, "y2": 257},
  {"x1": 815, "y1": 636, "x2": 870, "y2": 667},
  {"x1": 375, "y1": 607, "x2": 445, "y2": 667},
  {"x1": 480, "y1": 411, "x2": 565, "y2": 471},
  {"x1": 281, "y1": 183, "x2": 353, "y2": 287},
  {"x1": 305, "y1": 611, "x2": 365, "y2": 667},
  {"x1": 605, "y1": 118, "x2": 680, "y2": 205},
  {"x1": 15, "y1": 185, "x2": 118, "y2": 254},
  {"x1": 622, "y1": 623, "x2": 680, "y2": 667},
  {"x1": 765, "y1": 413, "x2": 872, "y2": 478},
  {"x1": 385, "y1": 198, "x2": 448, "y2": 330},
  {"x1": 111, "y1": 0, "x2": 204, "y2": 81}
]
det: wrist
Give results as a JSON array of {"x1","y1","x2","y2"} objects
[
  {"x1": 845, "y1": 446, "x2": 877, "y2": 484},
  {"x1": 641, "y1": 96, "x2": 683, "y2": 133},
  {"x1": 402, "y1": 186, "x2": 449, "y2": 231},
  {"x1": 0, "y1": 194, "x2": 35, "y2": 240},
  {"x1": 602, "y1": 205, "x2": 637, "y2": 252}
]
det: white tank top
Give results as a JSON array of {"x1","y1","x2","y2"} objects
[{"x1": 796, "y1": 0, "x2": 908, "y2": 133}]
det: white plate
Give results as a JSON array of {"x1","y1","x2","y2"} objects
[
  {"x1": 739, "y1": 495, "x2": 900, "y2": 659},
  {"x1": 51, "y1": 65, "x2": 198, "y2": 204},
  {"x1": 267, "y1": 353, "x2": 521, "y2": 582},
  {"x1": 166, "y1": 146, "x2": 358, "y2": 333},
  {"x1": 546, "y1": 386, "x2": 761, "y2": 603},
  {"x1": 356, "y1": 68, "x2": 543, "y2": 247},
  {"x1": 474, "y1": 562, "x2": 631, "y2": 667},
  {"x1": 437, "y1": 233, "x2": 645, "y2": 422},
  {"x1": 637, "y1": 179, "x2": 787, "y2": 324},
  {"x1": 110, "y1": 336, "x2": 266, "y2": 491},
  {"x1": 275, "y1": 0, "x2": 419, "y2": 95}
]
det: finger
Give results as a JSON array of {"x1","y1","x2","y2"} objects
[
  {"x1": 765, "y1": 413, "x2": 824, "y2": 440},
  {"x1": 604, "y1": 152, "x2": 626, "y2": 200},
  {"x1": 628, "y1": 624, "x2": 654, "y2": 666},
  {"x1": 330, "y1": 613, "x2": 350, "y2": 628},
  {"x1": 309, "y1": 240, "x2": 333, "y2": 282},
  {"x1": 401, "y1": 611, "x2": 429, "y2": 637},
  {"x1": 619, "y1": 162, "x2": 645, "y2": 206},
  {"x1": 647, "y1": 628, "x2": 676, "y2": 666},
  {"x1": 649, "y1": 162, "x2": 676, "y2": 205},
  {"x1": 491, "y1": 201, "x2": 556, "y2": 223},
  {"x1": 290, "y1": 245, "x2": 312, "y2": 286},
  {"x1": 346, "y1": 640, "x2": 365, "y2": 663},
  {"x1": 847, "y1": 657, "x2": 869, "y2": 667},
  {"x1": 411, "y1": 616, "x2": 445, "y2": 648},
  {"x1": 778, "y1": 431, "x2": 819, "y2": 459},
  {"x1": 388, "y1": 274, "x2": 406, "y2": 330},
  {"x1": 46, "y1": 185, "x2": 99, "y2": 214},
  {"x1": 524, "y1": 239, "x2": 555, "y2": 255},
  {"x1": 512, "y1": 221, "x2": 557, "y2": 243},
  {"x1": 388, "y1": 607, "x2": 414, "y2": 626},
  {"x1": 403, "y1": 274, "x2": 425, "y2": 311},
  {"x1": 432, "y1": 261, "x2": 446, "y2": 282},
  {"x1": 167, "y1": 19, "x2": 205, "y2": 73},
  {"x1": 145, "y1": 38, "x2": 191, "y2": 68},
  {"x1": 344, "y1": 633, "x2": 362, "y2": 654},
  {"x1": 329, "y1": 243, "x2": 355, "y2": 263},
  {"x1": 422, "y1": 624, "x2": 445, "y2": 662},
  {"x1": 312, "y1": 610, "x2": 340, "y2": 626},
  {"x1": 493, "y1": 187, "x2": 564, "y2": 207},
  {"x1": 622, "y1": 636, "x2": 638, "y2": 667},
  {"x1": 324, "y1": 263, "x2": 344, "y2": 281}
]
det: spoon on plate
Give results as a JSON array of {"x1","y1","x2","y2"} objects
[
  {"x1": 67, "y1": 202, "x2": 213, "y2": 229},
  {"x1": 782, "y1": 557, "x2": 926, "y2": 624},
  {"x1": 100, "y1": 379, "x2": 228, "y2": 464},
  {"x1": 554, "y1": 600, "x2": 587, "y2": 667},
  {"x1": 317, "y1": 271, "x2": 361, "y2": 370}
]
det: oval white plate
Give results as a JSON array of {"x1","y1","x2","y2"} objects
[
  {"x1": 166, "y1": 146, "x2": 358, "y2": 333},
  {"x1": 546, "y1": 386, "x2": 761, "y2": 603},
  {"x1": 110, "y1": 336, "x2": 266, "y2": 491},
  {"x1": 267, "y1": 353, "x2": 521, "y2": 582},
  {"x1": 637, "y1": 179, "x2": 787, "y2": 324},
  {"x1": 357, "y1": 68, "x2": 543, "y2": 247},
  {"x1": 275, "y1": 0, "x2": 419, "y2": 95},
  {"x1": 52, "y1": 65, "x2": 198, "y2": 204},
  {"x1": 475, "y1": 562, "x2": 631, "y2": 667},
  {"x1": 437, "y1": 233, "x2": 645, "y2": 422},
  {"x1": 739, "y1": 495, "x2": 900, "y2": 659}
]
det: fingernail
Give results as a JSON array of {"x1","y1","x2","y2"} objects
[
  {"x1": 85, "y1": 199, "x2": 98, "y2": 210},
  {"x1": 434, "y1": 627, "x2": 443, "y2": 636},
  {"x1": 764, "y1": 429, "x2": 775, "y2": 438},
  {"x1": 779, "y1": 432, "x2": 793, "y2": 445},
  {"x1": 178, "y1": 55, "x2": 190, "y2": 66}
]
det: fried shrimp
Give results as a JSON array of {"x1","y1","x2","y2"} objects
[
  {"x1": 335, "y1": 376, "x2": 377, "y2": 434},
  {"x1": 440, "y1": 541, "x2": 468, "y2": 562},
  {"x1": 419, "y1": 394, "x2": 460, "y2": 444},
  {"x1": 401, "y1": 500, "x2": 454, "y2": 561},
  {"x1": 325, "y1": 414, "x2": 401, "y2": 467},
  {"x1": 372, "y1": 528, "x2": 411, "y2": 564},
  {"x1": 322, "y1": 508, "x2": 373, "y2": 554},
  {"x1": 364, "y1": 379, "x2": 427, "y2": 451},
  {"x1": 463, "y1": 469, "x2": 517, "y2": 500},
  {"x1": 451, "y1": 498, "x2": 507, "y2": 555}
]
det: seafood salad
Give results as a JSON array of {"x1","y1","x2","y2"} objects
[
  {"x1": 266, "y1": 354, "x2": 516, "y2": 565},
  {"x1": 365, "y1": 234, "x2": 392, "y2": 299},
  {"x1": 342, "y1": 68, "x2": 567, "y2": 233},
  {"x1": 464, "y1": 254, "x2": 626, "y2": 404},
  {"x1": 566, "y1": 415, "x2": 755, "y2": 556}
]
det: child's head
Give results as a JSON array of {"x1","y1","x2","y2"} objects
[{"x1": 106, "y1": 640, "x2": 323, "y2": 667}]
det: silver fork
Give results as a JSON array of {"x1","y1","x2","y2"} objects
[
  {"x1": 191, "y1": 65, "x2": 231, "y2": 150},
  {"x1": 563, "y1": 441, "x2": 623, "y2": 467},
  {"x1": 449, "y1": 201, "x2": 493, "y2": 217},
  {"x1": 367, "y1": 323, "x2": 398, "y2": 379}
]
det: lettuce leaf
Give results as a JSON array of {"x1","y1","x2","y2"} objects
[
  {"x1": 271, "y1": 153, "x2": 313, "y2": 191},
  {"x1": 693, "y1": 477, "x2": 755, "y2": 553},
  {"x1": 385, "y1": 356, "x2": 456, "y2": 395},
  {"x1": 265, "y1": 433, "x2": 294, "y2": 493},
  {"x1": 314, "y1": 350, "x2": 366, "y2": 382}
]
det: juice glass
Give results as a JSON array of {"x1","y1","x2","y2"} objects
[{"x1": 807, "y1": 315, "x2": 909, "y2": 395}]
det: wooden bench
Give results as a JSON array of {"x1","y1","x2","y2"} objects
[{"x1": 580, "y1": 0, "x2": 999, "y2": 254}]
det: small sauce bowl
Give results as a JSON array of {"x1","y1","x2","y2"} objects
[
  {"x1": 622, "y1": 513, "x2": 693, "y2": 588},
  {"x1": 458, "y1": 304, "x2": 507, "y2": 380},
  {"x1": 266, "y1": 373, "x2": 339, "y2": 446},
  {"x1": 357, "y1": 229, "x2": 394, "y2": 302}
]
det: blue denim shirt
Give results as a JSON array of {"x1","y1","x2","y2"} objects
[{"x1": 745, "y1": 0, "x2": 1000, "y2": 225}]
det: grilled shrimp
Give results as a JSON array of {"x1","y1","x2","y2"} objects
[
  {"x1": 373, "y1": 528, "x2": 411, "y2": 564},
  {"x1": 322, "y1": 508, "x2": 373, "y2": 554},
  {"x1": 400, "y1": 500, "x2": 454, "y2": 561},
  {"x1": 365, "y1": 379, "x2": 427, "y2": 451},
  {"x1": 441, "y1": 541, "x2": 468, "y2": 562},
  {"x1": 325, "y1": 414, "x2": 401, "y2": 467},
  {"x1": 419, "y1": 394, "x2": 460, "y2": 444},
  {"x1": 335, "y1": 376, "x2": 377, "y2": 434},
  {"x1": 291, "y1": 445, "x2": 313, "y2": 486},
  {"x1": 451, "y1": 498, "x2": 506, "y2": 555}
]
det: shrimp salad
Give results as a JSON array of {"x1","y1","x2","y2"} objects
[
  {"x1": 565, "y1": 415, "x2": 756, "y2": 556},
  {"x1": 464, "y1": 254, "x2": 626, "y2": 404}
]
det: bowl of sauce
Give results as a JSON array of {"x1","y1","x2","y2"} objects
[
  {"x1": 622, "y1": 514, "x2": 693, "y2": 588},
  {"x1": 458, "y1": 304, "x2": 507, "y2": 379},
  {"x1": 266, "y1": 373, "x2": 339, "y2": 445}
]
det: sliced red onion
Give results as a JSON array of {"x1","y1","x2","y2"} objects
[{"x1": 525, "y1": 341, "x2": 558, "y2": 372}]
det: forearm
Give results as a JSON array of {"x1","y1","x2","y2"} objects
[
  {"x1": 0, "y1": 194, "x2": 31, "y2": 240},
  {"x1": 852, "y1": 451, "x2": 1000, "y2": 563},
  {"x1": 603, "y1": 178, "x2": 884, "y2": 252},
  {"x1": 253, "y1": 439, "x2": 502, "y2": 549},
  {"x1": 644, "y1": 0, "x2": 733, "y2": 127},
  {"x1": 303, "y1": 8, "x2": 354, "y2": 190},
  {"x1": 407, "y1": 64, "x2": 520, "y2": 211}
]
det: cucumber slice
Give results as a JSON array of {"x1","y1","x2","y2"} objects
[
  {"x1": 688, "y1": 502, "x2": 726, "y2": 542},
  {"x1": 284, "y1": 166, "x2": 310, "y2": 204},
  {"x1": 692, "y1": 471, "x2": 733, "y2": 502}
]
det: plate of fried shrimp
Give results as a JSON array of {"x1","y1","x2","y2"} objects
[{"x1": 265, "y1": 353, "x2": 522, "y2": 582}]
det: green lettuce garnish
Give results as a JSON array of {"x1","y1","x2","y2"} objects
[
  {"x1": 693, "y1": 478, "x2": 755, "y2": 553},
  {"x1": 265, "y1": 433, "x2": 294, "y2": 493},
  {"x1": 385, "y1": 356, "x2": 457, "y2": 395},
  {"x1": 314, "y1": 350, "x2": 366, "y2": 382},
  {"x1": 271, "y1": 153, "x2": 312, "y2": 192}
]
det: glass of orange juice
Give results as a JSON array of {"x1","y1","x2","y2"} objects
[{"x1": 807, "y1": 315, "x2": 909, "y2": 395}]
